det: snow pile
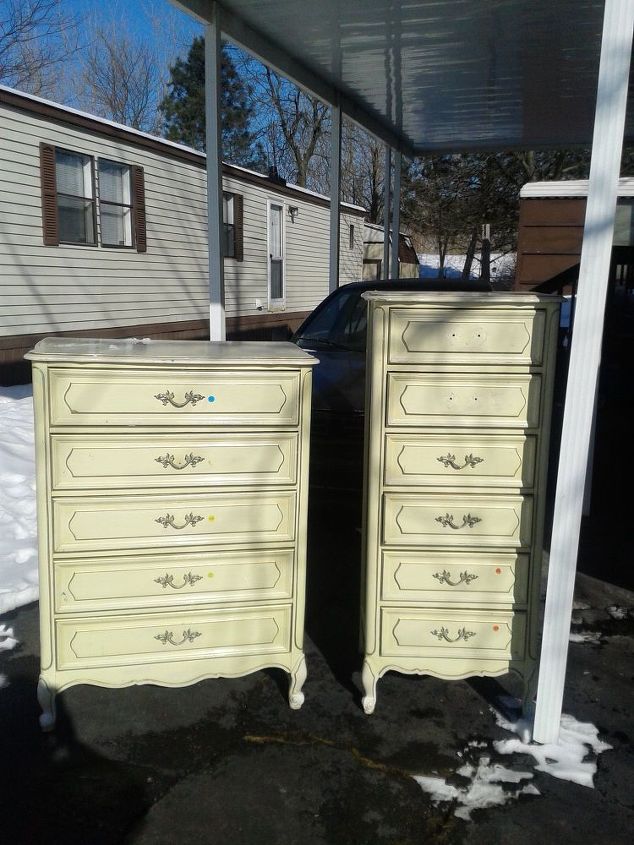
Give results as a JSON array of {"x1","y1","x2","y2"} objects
[
  {"x1": 0, "y1": 385, "x2": 38, "y2": 615},
  {"x1": 415, "y1": 757, "x2": 538, "y2": 821},
  {"x1": 493, "y1": 712, "x2": 612, "y2": 788}
]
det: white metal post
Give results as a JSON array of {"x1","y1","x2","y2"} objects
[
  {"x1": 390, "y1": 151, "x2": 401, "y2": 280},
  {"x1": 533, "y1": 0, "x2": 634, "y2": 745},
  {"x1": 329, "y1": 101, "x2": 342, "y2": 294},
  {"x1": 383, "y1": 146, "x2": 391, "y2": 278},
  {"x1": 204, "y1": 4, "x2": 226, "y2": 340}
]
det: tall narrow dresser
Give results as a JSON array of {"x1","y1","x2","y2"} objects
[
  {"x1": 26, "y1": 338, "x2": 317, "y2": 729},
  {"x1": 360, "y1": 292, "x2": 560, "y2": 715}
]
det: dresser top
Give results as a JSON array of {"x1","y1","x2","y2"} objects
[
  {"x1": 25, "y1": 337, "x2": 319, "y2": 367},
  {"x1": 362, "y1": 291, "x2": 561, "y2": 306}
]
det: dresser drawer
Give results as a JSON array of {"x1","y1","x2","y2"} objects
[
  {"x1": 381, "y1": 550, "x2": 529, "y2": 605},
  {"x1": 381, "y1": 608, "x2": 526, "y2": 661},
  {"x1": 48, "y1": 368, "x2": 300, "y2": 427},
  {"x1": 51, "y1": 433, "x2": 298, "y2": 490},
  {"x1": 388, "y1": 307, "x2": 547, "y2": 366},
  {"x1": 54, "y1": 549, "x2": 294, "y2": 613},
  {"x1": 55, "y1": 605, "x2": 292, "y2": 670},
  {"x1": 52, "y1": 491, "x2": 296, "y2": 553},
  {"x1": 386, "y1": 373, "x2": 541, "y2": 429},
  {"x1": 384, "y1": 433, "x2": 536, "y2": 488},
  {"x1": 382, "y1": 493, "x2": 533, "y2": 549}
]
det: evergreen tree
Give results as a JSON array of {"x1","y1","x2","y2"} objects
[{"x1": 159, "y1": 37, "x2": 263, "y2": 168}]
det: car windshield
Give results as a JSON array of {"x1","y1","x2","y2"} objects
[{"x1": 295, "y1": 288, "x2": 368, "y2": 351}]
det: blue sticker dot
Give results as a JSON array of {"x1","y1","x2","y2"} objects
[{"x1": 208, "y1": 395, "x2": 215, "y2": 402}]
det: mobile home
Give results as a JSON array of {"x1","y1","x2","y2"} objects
[{"x1": 0, "y1": 85, "x2": 366, "y2": 373}]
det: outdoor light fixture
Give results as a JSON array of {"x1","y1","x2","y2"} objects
[{"x1": 288, "y1": 205, "x2": 299, "y2": 222}]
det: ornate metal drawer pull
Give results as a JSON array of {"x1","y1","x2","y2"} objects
[
  {"x1": 154, "y1": 629, "x2": 202, "y2": 646},
  {"x1": 431, "y1": 626, "x2": 476, "y2": 643},
  {"x1": 154, "y1": 572, "x2": 203, "y2": 589},
  {"x1": 155, "y1": 512, "x2": 204, "y2": 530},
  {"x1": 437, "y1": 453, "x2": 484, "y2": 470},
  {"x1": 154, "y1": 390, "x2": 205, "y2": 408},
  {"x1": 433, "y1": 569, "x2": 479, "y2": 587},
  {"x1": 155, "y1": 453, "x2": 205, "y2": 470},
  {"x1": 435, "y1": 513, "x2": 481, "y2": 530}
]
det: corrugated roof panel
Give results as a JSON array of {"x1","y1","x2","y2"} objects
[{"x1": 177, "y1": 0, "x2": 632, "y2": 151}]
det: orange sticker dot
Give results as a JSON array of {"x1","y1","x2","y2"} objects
[
  {"x1": 495, "y1": 568, "x2": 502, "y2": 574},
  {"x1": 493, "y1": 625, "x2": 500, "y2": 632}
]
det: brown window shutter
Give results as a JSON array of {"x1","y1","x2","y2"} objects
[
  {"x1": 40, "y1": 143, "x2": 59, "y2": 246},
  {"x1": 132, "y1": 165, "x2": 147, "y2": 252},
  {"x1": 233, "y1": 193, "x2": 244, "y2": 261}
]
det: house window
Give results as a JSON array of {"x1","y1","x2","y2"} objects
[
  {"x1": 223, "y1": 192, "x2": 235, "y2": 258},
  {"x1": 98, "y1": 160, "x2": 133, "y2": 247},
  {"x1": 40, "y1": 143, "x2": 146, "y2": 252},
  {"x1": 349, "y1": 224, "x2": 355, "y2": 250},
  {"x1": 55, "y1": 149, "x2": 96, "y2": 245}
]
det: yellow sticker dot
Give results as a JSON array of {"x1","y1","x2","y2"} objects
[
  {"x1": 207, "y1": 572, "x2": 214, "y2": 578},
  {"x1": 208, "y1": 515, "x2": 215, "y2": 521}
]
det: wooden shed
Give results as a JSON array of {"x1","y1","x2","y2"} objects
[{"x1": 515, "y1": 178, "x2": 634, "y2": 292}]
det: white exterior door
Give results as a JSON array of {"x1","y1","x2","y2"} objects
[{"x1": 268, "y1": 202, "x2": 285, "y2": 307}]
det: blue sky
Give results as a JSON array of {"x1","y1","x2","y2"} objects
[{"x1": 64, "y1": 0, "x2": 202, "y2": 59}]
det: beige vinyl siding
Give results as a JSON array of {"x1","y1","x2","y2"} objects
[{"x1": 0, "y1": 101, "x2": 364, "y2": 337}]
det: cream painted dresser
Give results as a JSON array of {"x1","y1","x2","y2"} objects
[
  {"x1": 26, "y1": 338, "x2": 317, "y2": 729},
  {"x1": 360, "y1": 292, "x2": 560, "y2": 715}
]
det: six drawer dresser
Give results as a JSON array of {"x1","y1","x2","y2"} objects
[
  {"x1": 359, "y1": 292, "x2": 560, "y2": 715},
  {"x1": 26, "y1": 338, "x2": 317, "y2": 729}
]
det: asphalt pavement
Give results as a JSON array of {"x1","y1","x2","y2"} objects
[{"x1": 1, "y1": 496, "x2": 633, "y2": 845}]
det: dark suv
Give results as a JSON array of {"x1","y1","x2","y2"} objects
[{"x1": 292, "y1": 278, "x2": 491, "y2": 494}]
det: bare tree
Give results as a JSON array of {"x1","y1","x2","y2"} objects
[
  {"x1": 0, "y1": 0, "x2": 77, "y2": 95},
  {"x1": 261, "y1": 67, "x2": 329, "y2": 188},
  {"x1": 77, "y1": 22, "x2": 162, "y2": 132},
  {"x1": 340, "y1": 124, "x2": 385, "y2": 221}
]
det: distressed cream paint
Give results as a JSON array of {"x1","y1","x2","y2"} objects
[
  {"x1": 360, "y1": 293, "x2": 560, "y2": 715},
  {"x1": 26, "y1": 337, "x2": 316, "y2": 729}
]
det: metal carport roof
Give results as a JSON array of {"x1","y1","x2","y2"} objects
[{"x1": 176, "y1": 0, "x2": 632, "y2": 153}]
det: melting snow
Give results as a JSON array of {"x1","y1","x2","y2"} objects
[
  {"x1": 0, "y1": 385, "x2": 38, "y2": 615},
  {"x1": 0, "y1": 624, "x2": 18, "y2": 652},
  {"x1": 414, "y1": 712, "x2": 611, "y2": 820},
  {"x1": 493, "y1": 712, "x2": 612, "y2": 788},
  {"x1": 569, "y1": 631, "x2": 603, "y2": 644},
  {"x1": 606, "y1": 605, "x2": 629, "y2": 620},
  {"x1": 414, "y1": 756, "x2": 538, "y2": 821},
  {"x1": 0, "y1": 623, "x2": 18, "y2": 690}
]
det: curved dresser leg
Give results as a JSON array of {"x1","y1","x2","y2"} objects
[
  {"x1": 37, "y1": 677, "x2": 56, "y2": 731},
  {"x1": 361, "y1": 660, "x2": 377, "y2": 714},
  {"x1": 288, "y1": 654, "x2": 307, "y2": 710}
]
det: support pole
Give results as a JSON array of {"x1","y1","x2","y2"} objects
[
  {"x1": 383, "y1": 146, "x2": 391, "y2": 278},
  {"x1": 204, "y1": 4, "x2": 226, "y2": 340},
  {"x1": 533, "y1": 0, "x2": 633, "y2": 744},
  {"x1": 328, "y1": 101, "x2": 342, "y2": 294},
  {"x1": 390, "y1": 151, "x2": 402, "y2": 280}
]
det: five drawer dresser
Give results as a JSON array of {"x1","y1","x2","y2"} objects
[
  {"x1": 359, "y1": 292, "x2": 560, "y2": 715},
  {"x1": 26, "y1": 338, "x2": 317, "y2": 729}
]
